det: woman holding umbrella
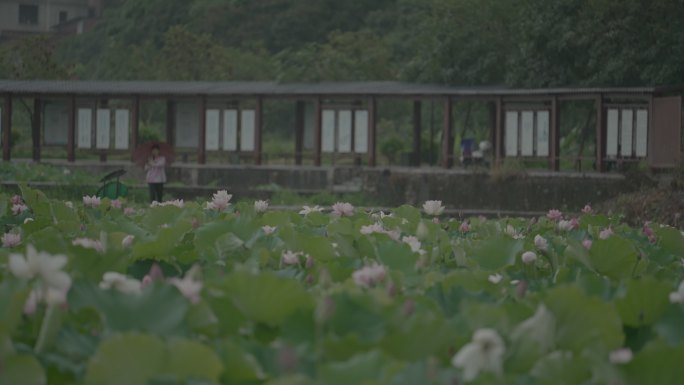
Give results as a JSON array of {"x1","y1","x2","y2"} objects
[{"x1": 145, "y1": 144, "x2": 167, "y2": 203}]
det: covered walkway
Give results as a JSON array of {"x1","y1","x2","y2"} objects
[{"x1": 0, "y1": 80, "x2": 681, "y2": 171}]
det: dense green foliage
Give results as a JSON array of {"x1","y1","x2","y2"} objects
[
  {"x1": 1, "y1": 188, "x2": 684, "y2": 384},
  {"x1": 1, "y1": 0, "x2": 683, "y2": 86}
]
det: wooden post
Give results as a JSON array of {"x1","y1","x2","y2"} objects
[
  {"x1": 494, "y1": 97, "x2": 503, "y2": 166},
  {"x1": 130, "y1": 95, "x2": 140, "y2": 157},
  {"x1": 165, "y1": 100, "x2": 175, "y2": 146},
  {"x1": 294, "y1": 100, "x2": 305, "y2": 165},
  {"x1": 2, "y1": 95, "x2": 12, "y2": 161},
  {"x1": 595, "y1": 94, "x2": 604, "y2": 172},
  {"x1": 32, "y1": 98, "x2": 42, "y2": 162},
  {"x1": 67, "y1": 96, "x2": 75, "y2": 162},
  {"x1": 441, "y1": 97, "x2": 453, "y2": 168},
  {"x1": 313, "y1": 97, "x2": 322, "y2": 166},
  {"x1": 198, "y1": 97, "x2": 207, "y2": 164},
  {"x1": 368, "y1": 97, "x2": 377, "y2": 167},
  {"x1": 550, "y1": 96, "x2": 560, "y2": 171},
  {"x1": 412, "y1": 100, "x2": 422, "y2": 167},
  {"x1": 254, "y1": 96, "x2": 263, "y2": 165}
]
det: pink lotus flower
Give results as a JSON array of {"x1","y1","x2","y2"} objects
[
  {"x1": 123, "y1": 207, "x2": 136, "y2": 216},
  {"x1": 72, "y1": 238, "x2": 104, "y2": 253},
  {"x1": 2, "y1": 232, "x2": 21, "y2": 248},
  {"x1": 82, "y1": 195, "x2": 101, "y2": 208},
  {"x1": 459, "y1": 221, "x2": 471, "y2": 233},
  {"x1": 207, "y1": 190, "x2": 231, "y2": 211},
  {"x1": 546, "y1": 209, "x2": 562, "y2": 221},
  {"x1": 12, "y1": 204, "x2": 28, "y2": 215},
  {"x1": 168, "y1": 265, "x2": 203, "y2": 303},
  {"x1": 11, "y1": 195, "x2": 23, "y2": 205},
  {"x1": 642, "y1": 222, "x2": 656, "y2": 244},
  {"x1": 352, "y1": 263, "x2": 386, "y2": 288},
  {"x1": 254, "y1": 200, "x2": 269, "y2": 213},
  {"x1": 599, "y1": 227, "x2": 613, "y2": 240},
  {"x1": 332, "y1": 202, "x2": 354, "y2": 217},
  {"x1": 142, "y1": 263, "x2": 165, "y2": 288},
  {"x1": 582, "y1": 239, "x2": 593, "y2": 249},
  {"x1": 23, "y1": 287, "x2": 69, "y2": 314},
  {"x1": 262, "y1": 225, "x2": 277, "y2": 235},
  {"x1": 110, "y1": 199, "x2": 122, "y2": 209},
  {"x1": 281, "y1": 250, "x2": 303, "y2": 266},
  {"x1": 581, "y1": 204, "x2": 593, "y2": 214}
]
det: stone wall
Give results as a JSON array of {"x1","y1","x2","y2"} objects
[{"x1": 35, "y1": 160, "x2": 640, "y2": 211}]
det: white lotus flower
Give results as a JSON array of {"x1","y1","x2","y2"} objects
[
  {"x1": 360, "y1": 223, "x2": 385, "y2": 235},
  {"x1": 152, "y1": 199, "x2": 185, "y2": 208},
  {"x1": 99, "y1": 272, "x2": 142, "y2": 295},
  {"x1": 281, "y1": 250, "x2": 303, "y2": 266},
  {"x1": 451, "y1": 328, "x2": 505, "y2": 382},
  {"x1": 121, "y1": 235, "x2": 135, "y2": 248},
  {"x1": 332, "y1": 202, "x2": 354, "y2": 217},
  {"x1": 599, "y1": 227, "x2": 613, "y2": 240},
  {"x1": 254, "y1": 200, "x2": 269, "y2": 213},
  {"x1": 510, "y1": 304, "x2": 555, "y2": 352},
  {"x1": 82, "y1": 195, "x2": 101, "y2": 208},
  {"x1": 207, "y1": 190, "x2": 232, "y2": 211},
  {"x1": 488, "y1": 274, "x2": 503, "y2": 284},
  {"x1": 23, "y1": 286, "x2": 69, "y2": 314},
  {"x1": 558, "y1": 220, "x2": 574, "y2": 231},
  {"x1": 262, "y1": 225, "x2": 277, "y2": 235},
  {"x1": 402, "y1": 236, "x2": 422, "y2": 253},
  {"x1": 609, "y1": 348, "x2": 633, "y2": 364},
  {"x1": 422, "y1": 200, "x2": 445, "y2": 216},
  {"x1": 9, "y1": 245, "x2": 71, "y2": 292},
  {"x1": 11, "y1": 203, "x2": 29, "y2": 215},
  {"x1": 352, "y1": 263, "x2": 386, "y2": 288},
  {"x1": 669, "y1": 281, "x2": 684, "y2": 304},
  {"x1": 2, "y1": 232, "x2": 21, "y2": 248},
  {"x1": 168, "y1": 265, "x2": 203, "y2": 304},
  {"x1": 299, "y1": 205, "x2": 324, "y2": 215},
  {"x1": 534, "y1": 235, "x2": 548, "y2": 251},
  {"x1": 504, "y1": 224, "x2": 524, "y2": 239},
  {"x1": 72, "y1": 238, "x2": 104, "y2": 253},
  {"x1": 521, "y1": 251, "x2": 537, "y2": 264}
]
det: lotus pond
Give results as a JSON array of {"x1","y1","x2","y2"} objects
[{"x1": 1, "y1": 186, "x2": 684, "y2": 385}]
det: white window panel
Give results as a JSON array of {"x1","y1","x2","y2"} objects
[
  {"x1": 205, "y1": 109, "x2": 220, "y2": 151},
  {"x1": 354, "y1": 110, "x2": 368, "y2": 153},
  {"x1": 96, "y1": 109, "x2": 110, "y2": 149},
  {"x1": 606, "y1": 109, "x2": 619, "y2": 157},
  {"x1": 77, "y1": 108, "x2": 92, "y2": 149},
  {"x1": 44, "y1": 102, "x2": 69, "y2": 145},
  {"x1": 536, "y1": 111, "x2": 549, "y2": 156},
  {"x1": 620, "y1": 109, "x2": 634, "y2": 157},
  {"x1": 504, "y1": 111, "x2": 519, "y2": 156},
  {"x1": 635, "y1": 109, "x2": 648, "y2": 157},
  {"x1": 114, "y1": 109, "x2": 129, "y2": 150},
  {"x1": 337, "y1": 110, "x2": 352, "y2": 153},
  {"x1": 223, "y1": 109, "x2": 238, "y2": 151},
  {"x1": 322, "y1": 109, "x2": 336, "y2": 153},
  {"x1": 240, "y1": 110, "x2": 255, "y2": 151},
  {"x1": 520, "y1": 111, "x2": 534, "y2": 156},
  {"x1": 175, "y1": 102, "x2": 199, "y2": 148}
]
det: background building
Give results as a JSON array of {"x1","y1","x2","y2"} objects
[{"x1": 0, "y1": 0, "x2": 102, "y2": 39}]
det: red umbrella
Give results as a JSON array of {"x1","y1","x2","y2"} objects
[{"x1": 132, "y1": 141, "x2": 175, "y2": 167}]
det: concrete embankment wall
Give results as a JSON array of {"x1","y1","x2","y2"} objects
[{"x1": 23, "y1": 160, "x2": 638, "y2": 212}]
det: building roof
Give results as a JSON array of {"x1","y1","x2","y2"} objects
[{"x1": 0, "y1": 80, "x2": 679, "y2": 98}]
